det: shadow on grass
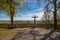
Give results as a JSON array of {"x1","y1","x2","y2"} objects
[
  {"x1": 11, "y1": 31, "x2": 24, "y2": 40},
  {"x1": 10, "y1": 29, "x2": 60, "y2": 40}
]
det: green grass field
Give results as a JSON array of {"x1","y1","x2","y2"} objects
[{"x1": 0, "y1": 21, "x2": 60, "y2": 29}]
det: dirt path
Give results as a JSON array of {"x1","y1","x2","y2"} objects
[{"x1": 2, "y1": 28, "x2": 60, "y2": 40}]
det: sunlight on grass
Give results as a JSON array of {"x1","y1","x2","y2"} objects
[{"x1": 0, "y1": 29, "x2": 17, "y2": 39}]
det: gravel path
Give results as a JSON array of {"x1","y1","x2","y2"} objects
[{"x1": 2, "y1": 28, "x2": 60, "y2": 40}]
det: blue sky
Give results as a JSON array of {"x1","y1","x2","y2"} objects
[{"x1": 0, "y1": 0, "x2": 47, "y2": 21}]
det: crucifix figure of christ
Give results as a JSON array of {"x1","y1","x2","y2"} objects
[{"x1": 32, "y1": 15, "x2": 38, "y2": 28}]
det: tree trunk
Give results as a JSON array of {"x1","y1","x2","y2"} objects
[
  {"x1": 53, "y1": 0, "x2": 57, "y2": 30},
  {"x1": 10, "y1": 15, "x2": 14, "y2": 29}
]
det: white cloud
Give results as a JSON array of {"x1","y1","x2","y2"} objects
[
  {"x1": 0, "y1": 18, "x2": 10, "y2": 21},
  {"x1": 14, "y1": 12, "x2": 44, "y2": 21},
  {"x1": 0, "y1": 11, "x2": 44, "y2": 21}
]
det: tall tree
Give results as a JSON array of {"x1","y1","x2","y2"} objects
[
  {"x1": 52, "y1": 0, "x2": 57, "y2": 30},
  {"x1": 36, "y1": 0, "x2": 58, "y2": 30},
  {"x1": 0, "y1": 0, "x2": 27, "y2": 28}
]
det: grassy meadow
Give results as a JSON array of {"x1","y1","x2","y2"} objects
[{"x1": 0, "y1": 21, "x2": 60, "y2": 29}]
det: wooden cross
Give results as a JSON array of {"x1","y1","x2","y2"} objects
[{"x1": 32, "y1": 15, "x2": 38, "y2": 28}]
